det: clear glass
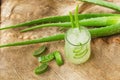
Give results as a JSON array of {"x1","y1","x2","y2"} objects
[{"x1": 65, "y1": 27, "x2": 91, "y2": 64}]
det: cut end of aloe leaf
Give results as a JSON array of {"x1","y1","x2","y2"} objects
[
  {"x1": 33, "y1": 45, "x2": 47, "y2": 57},
  {"x1": 38, "y1": 53, "x2": 54, "y2": 63},
  {"x1": 54, "y1": 51, "x2": 64, "y2": 66},
  {"x1": 34, "y1": 63, "x2": 48, "y2": 75}
]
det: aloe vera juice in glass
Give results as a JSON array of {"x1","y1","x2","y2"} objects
[{"x1": 65, "y1": 27, "x2": 91, "y2": 64}]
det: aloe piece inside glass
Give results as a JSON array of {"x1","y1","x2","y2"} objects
[{"x1": 65, "y1": 27, "x2": 91, "y2": 64}]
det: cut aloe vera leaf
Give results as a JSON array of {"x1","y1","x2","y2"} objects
[
  {"x1": 34, "y1": 63, "x2": 48, "y2": 75},
  {"x1": 74, "y1": 48, "x2": 88, "y2": 59},
  {"x1": 33, "y1": 45, "x2": 47, "y2": 57},
  {"x1": 38, "y1": 53, "x2": 54, "y2": 63},
  {"x1": 54, "y1": 51, "x2": 64, "y2": 66}
]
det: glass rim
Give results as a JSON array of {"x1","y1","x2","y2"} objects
[{"x1": 65, "y1": 27, "x2": 91, "y2": 46}]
